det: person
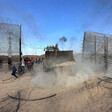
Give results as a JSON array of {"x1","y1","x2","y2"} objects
[
  {"x1": 31, "y1": 57, "x2": 34, "y2": 69},
  {"x1": 0, "y1": 58, "x2": 3, "y2": 68},
  {"x1": 8, "y1": 57, "x2": 12, "y2": 70},
  {"x1": 42, "y1": 57, "x2": 44, "y2": 63},
  {"x1": 35, "y1": 58, "x2": 37, "y2": 64},
  {"x1": 37, "y1": 57, "x2": 39, "y2": 64},
  {"x1": 24, "y1": 58, "x2": 27, "y2": 66},
  {"x1": 27, "y1": 60, "x2": 32, "y2": 71},
  {"x1": 40, "y1": 58, "x2": 42, "y2": 63},
  {"x1": 18, "y1": 64, "x2": 23, "y2": 75},
  {"x1": 37, "y1": 57, "x2": 40, "y2": 64},
  {"x1": 11, "y1": 63, "x2": 18, "y2": 78},
  {"x1": 21, "y1": 57, "x2": 25, "y2": 73}
]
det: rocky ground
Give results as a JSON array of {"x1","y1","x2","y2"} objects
[{"x1": 0, "y1": 69, "x2": 112, "y2": 112}]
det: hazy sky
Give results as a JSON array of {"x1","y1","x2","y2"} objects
[{"x1": 0, "y1": 0, "x2": 112, "y2": 55}]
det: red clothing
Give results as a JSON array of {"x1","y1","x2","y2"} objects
[{"x1": 27, "y1": 61, "x2": 31, "y2": 65}]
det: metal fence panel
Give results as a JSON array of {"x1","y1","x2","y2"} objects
[{"x1": 0, "y1": 23, "x2": 20, "y2": 56}]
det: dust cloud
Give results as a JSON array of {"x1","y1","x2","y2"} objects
[{"x1": 31, "y1": 56, "x2": 96, "y2": 89}]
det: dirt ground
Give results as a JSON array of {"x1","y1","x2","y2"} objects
[{"x1": 0, "y1": 69, "x2": 112, "y2": 112}]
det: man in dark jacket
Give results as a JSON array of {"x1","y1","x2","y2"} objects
[
  {"x1": 0, "y1": 58, "x2": 3, "y2": 68},
  {"x1": 8, "y1": 57, "x2": 12, "y2": 70}
]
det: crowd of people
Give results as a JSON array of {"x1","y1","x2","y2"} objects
[{"x1": 7, "y1": 56, "x2": 44, "y2": 78}]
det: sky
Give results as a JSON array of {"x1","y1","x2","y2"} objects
[{"x1": 0, "y1": 0, "x2": 112, "y2": 55}]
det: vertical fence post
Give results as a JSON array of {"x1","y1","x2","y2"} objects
[
  {"x1": 82, "y1": 32, "x2": 86, "y2": 62},
  {"x1": 94, "y1": 35, "x2": 96, "y2": 63},
  {"x1": 104, "y1": 35, "x2": 108, "y2": 70},
  {"x1": 19, "y1": 24, "x2": 21, "y2": 64}
]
